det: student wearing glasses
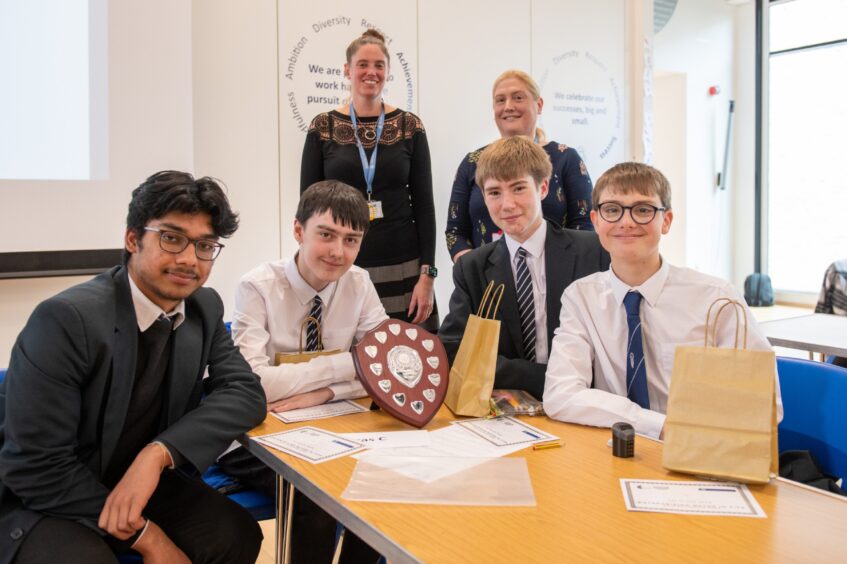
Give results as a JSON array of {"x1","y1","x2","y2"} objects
[
  {"x1": 0, "y1": 171, "x2": 266, "y2": 564},
  {"x1": 543, "y1": 162, "x2": 782, "y2": 439}
]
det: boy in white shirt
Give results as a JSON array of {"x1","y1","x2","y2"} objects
[
  {"x1": 221, "y1": 180, "x2": 387, "y2": 563},
  {"x1": 543, "y1": 162, "x2": 782, "y2": 439}
]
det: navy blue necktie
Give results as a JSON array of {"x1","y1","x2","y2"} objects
[
  {"x1": 623, "y1": 291, "x2": 650, "y2": 409},
  {"x1": 305, "y1": 295, "x2": 322, "y2": 352},
  {"x1": 515, "y1": 247, "x2": 536, "y2": 362}
]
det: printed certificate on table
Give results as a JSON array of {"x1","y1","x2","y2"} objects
[
  {"x1": 620, "y1": 479, "x2": 767, "y2": 518},
  {"x1": 453, "y1": 416, "x2": 557, "y2": 447},
  {"x1": 340, "y1": 430, "x2": 431, "y2": 449},
  {"x1": 272, "y1": 400, "x2": 368, "y2": 423},
  {"x1": 254, "y1": 427, "x2": 365, "y2": 463}
]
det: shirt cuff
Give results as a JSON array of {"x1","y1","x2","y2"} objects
[
  {"x1": 129, "y1": 519, "x2": 150, "y2": 548},
  {"x1": 328, "y1": 378, "x2": 367, "y2": 401},
  {"x1": 635, "y1": 409, "x2": 666, "y2": 440},
  {"x1": 151, "y1": 440, "x2": 182, "y2": 469}
]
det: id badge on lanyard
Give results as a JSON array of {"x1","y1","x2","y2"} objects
[{"x1": 350, "y1": 103, "x2": 385, "y2": 220}]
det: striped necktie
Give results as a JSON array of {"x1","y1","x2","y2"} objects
[
  {"x1": 305, "y1": 295, "x2": 322, "y2": 352},
  {"x1": 515, "y1": 247, "x2": 537, "y2": 362},
  {"x1": 623, "y1": 291, "x2": 650, "y2": 409}
]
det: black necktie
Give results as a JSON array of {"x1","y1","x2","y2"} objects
[
  {"x1": 624, "y1": 291, "x2": 649, "y2": 409},
  {"x1": 305, "y1": 295, "x2": 322, "y2": 352},
  {"x1": 515, "y1": 247, "x2": 536, "y2": 362}
]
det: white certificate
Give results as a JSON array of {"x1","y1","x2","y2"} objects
[
  {"x1": 620, "y1": 479, "x2": 767, "y2": 518},
  {"x1": 254, "y1": 426, "x2": 365, "y2": 463},
  {"x1": 340, "y1": 430, "x2": 431, "y2": 450},
  {"x1": 453, "y1": 416, "x2": 557, "y2": 447},
  {"x1": 272, "y1": 400, "x2": 368, "y2": 423}
]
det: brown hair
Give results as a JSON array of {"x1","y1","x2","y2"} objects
[
  {"x1": 475, "y1": 136, "x2": 553, "y2": 189},
  {"x1": 297, "y1": 180, "x2": 371, "y2": 234},
  {"x1": 592, "y1": 162, "x2": 672, "y2": 210},
  {"x1": 492, "y1": 70, "x2": 547, "y2": 144},
  {"x1": 346, "y1": 29, "x2": 390, "y2": 65}
]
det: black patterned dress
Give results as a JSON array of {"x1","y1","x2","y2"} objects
[{"x1": 300, "y1": 109, "x2": 438, "y2": 331}]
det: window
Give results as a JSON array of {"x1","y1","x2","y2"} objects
[{"x1": 765, "y1": 0, "x2": 847, "y2": 296}]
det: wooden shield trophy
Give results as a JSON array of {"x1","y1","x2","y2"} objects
[{"x1": 352, "y1": 319, "x2": 449, "y2": 428}]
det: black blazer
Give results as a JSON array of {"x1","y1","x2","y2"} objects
[
  {"x1": 439, "y1": 223, "x2": 610, "y2": 400},
  {"x1": 0, "y1": 266, "x2": 266, "y2": 562}
]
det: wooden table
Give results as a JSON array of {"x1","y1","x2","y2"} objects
[
  {"x1": 243, "y1": 403, "x2": 847, "y2": 563},
  {"x1": 759, "y1": 313, "x2": 847, "y2": 358}
]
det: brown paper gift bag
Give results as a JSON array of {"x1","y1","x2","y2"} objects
[
  {"x1": 662, "y1": 298, "x2": 778, "y2": 484},
  {"x1": 274, "y1": 316, "x2": 341, "y2": 365},
  {"x1": 445, "y1": 281, "x2": 504, "y2": 417}
]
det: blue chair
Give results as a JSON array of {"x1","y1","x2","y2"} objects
[
  {"x1": 202, "y1": 463, "x2": 275, "y2": 521},
  {"x1": 777, "y1": 356, "x2": 847, "y2": 480},
  {"x1": 0, "y1": 368, "x2": 5, "y2": 383}
]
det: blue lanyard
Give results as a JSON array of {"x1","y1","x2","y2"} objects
[{"x1": 349, "y1": 102, "x2": 385, "y2": 200}]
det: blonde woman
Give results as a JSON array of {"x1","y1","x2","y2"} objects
[{"x1": 446, "y1": 70, "x2": 594, "y2": 262}]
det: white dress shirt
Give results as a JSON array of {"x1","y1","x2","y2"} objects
[
  {"x1": 232, "y1": 257, "x2": 388, "y2": 403},
  {"x1": 544, "y1": 259, "x2": 783, "y2": 439},
  {"x1": 504, "y1": 225, "x2": 549, "y2": 363}
]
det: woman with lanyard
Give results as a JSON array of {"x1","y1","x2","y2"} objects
[
  {"x1": 445, "y1": 70, "x2": 595, "y2": 262},
  {"x1": 300, "y1": 30, "x2": 438, "y2": 331}
]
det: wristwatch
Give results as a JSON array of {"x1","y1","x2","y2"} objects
[{"x1": 420, "y1": 265, "x2": 438, "y2": 278}]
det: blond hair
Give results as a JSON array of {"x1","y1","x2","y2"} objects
[
  {"x1": 475, "y1": 136, "x2": 553, "y2": 188},
  {"x1": 593, "y1": 162, "x2": 672, "y2": 210},
  {"x1": 346, "y1": 29, "x2": 390, "y2": 65},
  {"x1": 492, "y1": 70, "x2": 547, "y2": 145}
]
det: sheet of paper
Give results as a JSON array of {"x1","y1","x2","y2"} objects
[
  {"x1": 340, "y1": 430, "x2": 431, "y2": 449},
  {"x1": 620, "y1": 479, "x2": 766, "y2": 518},
  {"x1": 453, "y1": 416, "x2": 558, "y2": 447},
  {"x1": 254, "y1": 426, "x2": 365, "y2": 463},
  {"x1": 272, "y1": 400, "x2": 368, "y2": 423},
  {"x1": 353, "y1": 424, "x2": 536, "y2": 482}
]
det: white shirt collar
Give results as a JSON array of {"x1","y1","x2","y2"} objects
[
  {"x1": 127, "y1": 272, "x2": 185, "y2": 331},
  {"x1": 504, "y1": 221, "x2": 547, "y2": 262},
  {"x1": 285, "y1": 253, "x2": 337, "y2": 307},
  {"x1": 609, "y1": 256, "x2": 669, "y2": 308}
]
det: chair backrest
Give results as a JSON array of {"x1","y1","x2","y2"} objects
[
  {"x1": 0, "y1": 368, "x2": 5, "y2": 384},
  {"x1": 777, "y1": 356, "x2": 847, "y2": 480}
]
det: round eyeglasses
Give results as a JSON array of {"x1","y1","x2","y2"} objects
[
  {"x1": 596, "y1": 202, "x2": 666, "y2": 225},
  {"x1": 143, "y1": 227, "x2": 224, "y2": 261}
]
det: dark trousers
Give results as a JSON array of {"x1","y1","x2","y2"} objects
[
  {"x1": 13, "y1": 470, "x2": 262, "y2": 564},
  {"x1": 219, "y1": 447, "x2": 380, "y2": 564}
]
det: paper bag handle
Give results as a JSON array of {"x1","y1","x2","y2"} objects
[
  {"x1": 477, "y1": 280, "x2": 505, "y2": 320},
  {"x1": 704, "y1": 298, "x2": 748, "y2": 349},
  {"x1": 298, "y1": 315, "x2": 324, "y2": 353}
]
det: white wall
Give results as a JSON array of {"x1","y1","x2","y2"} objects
[
  {"x1": 192, "y1": 0, "x2": 281, "y2": 316},
  {"x1": 653, "y1": 0, "x2": 745, "y2": 282},
  {"x1": 653, "y1": 70, "x2": 687, "y2": 266}
]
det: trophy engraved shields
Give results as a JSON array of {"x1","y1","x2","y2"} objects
[{"x1": 352, "y1": 319, "x2": 449, "y2": 428}]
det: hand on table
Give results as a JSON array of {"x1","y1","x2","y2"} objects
[{"x1": 268, "y1": 387, "x2": 335, "y2": 412}]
